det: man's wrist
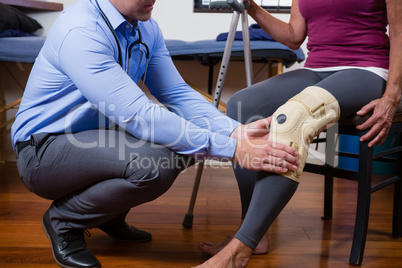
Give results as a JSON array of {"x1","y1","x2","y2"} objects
[{"x1": 229, "y1": 124, "x2": 243, "y2": 140}]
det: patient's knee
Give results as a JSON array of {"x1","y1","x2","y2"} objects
[{"x1": 268, "y1": 86, "x2": 340, "y2": 182}]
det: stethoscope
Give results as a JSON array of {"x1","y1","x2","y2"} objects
[{"x1": 95, "y1": 0, "x2": 149, "y2": 89}]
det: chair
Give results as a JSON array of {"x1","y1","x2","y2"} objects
[{"x1": 303, "y1": 107, "x2": 402, "y2": 265}]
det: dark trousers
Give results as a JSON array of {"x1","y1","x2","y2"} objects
[{"x1": 16, "y1": 129, "x2": 194, "y2": 234}]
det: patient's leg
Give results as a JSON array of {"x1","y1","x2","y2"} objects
[
  {"x1": 197, "y1": 87, "x2": 339, "y2": 266},
  {"x1": 196, "y1": 174, "x2": 298, "y2": 267},
  {"x1": 198, "y1": 70, "x2": 322, "y2": 257},
  {"x1": 198, "y1": 172, "x2": 297, "y2": 257},
  {"x1": 234, "y1": 173, "x2": 298, "y2": 250},
  {"x1": 227, "y1": 69, "x2": 322, "y2": 218}
]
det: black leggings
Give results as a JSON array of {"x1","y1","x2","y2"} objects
[{"x1": 227, "y1": 68, "x2": 386, "y2": 249}]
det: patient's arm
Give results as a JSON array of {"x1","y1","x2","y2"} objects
[
  {"x1": 356, "y1": 0, "x2": 402, "y2": 147},
  {"x1": 247, "y1": 0, "x2": 307, "y2": 50}
]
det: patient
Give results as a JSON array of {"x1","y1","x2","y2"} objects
[{"x1": 196, "y1": 0, "x2": 401, "y2": 267}]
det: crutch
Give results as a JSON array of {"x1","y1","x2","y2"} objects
[{"x1": 182, "y1": 0, "x2": 254, "y2": 228}]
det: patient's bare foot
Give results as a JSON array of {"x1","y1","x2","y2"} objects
[
  {"x1": 198, "y1": 234, "x2": 269, "y2": 256},
  {"x1": 194, "y1": 238, "x2": 253, "y2": 268}
]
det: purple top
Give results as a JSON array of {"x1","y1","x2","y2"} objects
[{"x1": 299, "y1": 0, "x2": 389, "y2": 69}]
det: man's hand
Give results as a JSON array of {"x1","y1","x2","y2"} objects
[
  {"x1": 230, "y1": 118, "x2": 299, "y2": 173},
  {"x1": 232, "y1": 139, "x2": 299, "y2": 172},
  {"x1": 230, "y1": 117, "x2": 271, "y2": 141}
]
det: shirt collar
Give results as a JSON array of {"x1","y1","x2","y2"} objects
[
  {"x1": 118, "y1": 20, "x2": 141, "y2": 39},
  {"x1": 92, "y1": 0, "x2": 142, "y2": 38},
  {"x1": 92, "y1": 0, "x2": 126, "y2": 31}
]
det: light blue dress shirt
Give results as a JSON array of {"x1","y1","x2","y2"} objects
[{"x1": 11, "y1": 0, "x2": 240, "y2": 160}]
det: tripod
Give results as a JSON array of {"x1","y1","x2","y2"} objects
[{"x1": 182, "y1": 0, "x2": 254, "y2": 228}]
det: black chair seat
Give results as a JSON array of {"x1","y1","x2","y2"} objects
[{"x1": 341, "y1": 102, "x2": 402, "y2": 126}]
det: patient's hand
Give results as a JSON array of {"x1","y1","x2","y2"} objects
[{"x1": 356, "y1": 97, "x2": 397, "y2": 147}]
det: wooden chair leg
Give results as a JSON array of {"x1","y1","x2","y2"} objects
[{"x1": 349, "y1": 142, "x2": 373, "y2": 265}]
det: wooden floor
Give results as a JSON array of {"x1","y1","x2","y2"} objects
[{"x1": 0, "y1": 162, "x2": 401, "y2": 267}]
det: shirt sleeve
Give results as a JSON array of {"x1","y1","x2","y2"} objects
[{"x1": 58, "y1": 27, "x2": 238, "y2": 161}]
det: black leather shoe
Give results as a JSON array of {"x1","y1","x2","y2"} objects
[
  {"x1": 42, "y1": 210, "x2": 100, "y2": 268},
  {"x1": 99, "y1": 220, "x2": 151, "y2": 243}
]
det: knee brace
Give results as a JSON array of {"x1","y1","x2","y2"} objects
[{"x1": 268, "y1": 86, "x2": 340, "y2": 182}]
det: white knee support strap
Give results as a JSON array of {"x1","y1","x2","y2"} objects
[{"x1": 268, "y1": 86, "x2": 340, "y2": 182}]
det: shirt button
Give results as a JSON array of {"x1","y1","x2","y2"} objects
[{"x1": 125, "y1": 24, "x2": 130, "y2": 29}]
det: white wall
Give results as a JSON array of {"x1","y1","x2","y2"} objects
[{"x1": 29, "y1": 0, "x2": 290, "y2": 41}]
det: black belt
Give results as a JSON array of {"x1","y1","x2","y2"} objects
[{"x1": 17, "y1": 140, "x2": 31, "y2": 153}]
